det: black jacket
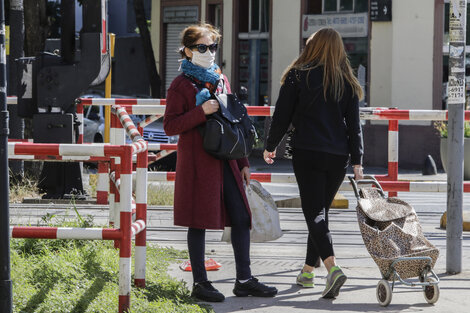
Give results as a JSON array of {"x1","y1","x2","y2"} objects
[{"x1": 265, "y1": 66, "x2": 363, "y2": 165}]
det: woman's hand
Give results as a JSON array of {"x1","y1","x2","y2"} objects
[
  {"x1": 263, "y1": 149, "x2": 276, "y2": 164},
  {"x1": 241, "y1": 166, "x2": 250, "y2": 186},
  {"x1": 201, "y1": 99, "x2": 219, "y2": 115},
  {"x1": 353, "y1": 165, "x2": 364, "y2": 180}
]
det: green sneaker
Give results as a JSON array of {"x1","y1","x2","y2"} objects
[
  {"x1": 322, "y1": 266, "x2": 347, "y2": 298},
  {"x1": 296, "y1": 271, "x2": 315, "y2": 288}
]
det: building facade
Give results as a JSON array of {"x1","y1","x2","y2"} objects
[{"x1": 150, "y1": 0, "x2": 456, "y2": 169}]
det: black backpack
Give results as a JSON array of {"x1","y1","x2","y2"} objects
[{"x1": 201, "y1": 93, "x2": 256, "y2": 160}]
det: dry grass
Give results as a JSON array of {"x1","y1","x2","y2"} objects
[
  {"x1": 9, "y1": 175, "x2": 42, "y2": 203},
  {"x1": 87, "y1": 173, "x2": 98, "y2": 198},
  {"x1": 147, "y1": 183, "x2": 174, "y2": 206}
]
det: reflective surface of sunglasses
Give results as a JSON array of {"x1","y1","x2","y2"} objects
[{"x1": 187, "y1": 43, "x2": 218, "y2": 53}]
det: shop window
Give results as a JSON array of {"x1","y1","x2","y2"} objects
[
  {"x1": 306, "y1": 0, "x2": 322, "y2": 14},
  {"x1": 340, "y1": 0, "x2": 353, "y2": 11},
  {"x1": 239, "y1": 0, "x2": 249, "y2": 32},
  {"x1": 251, "y1": 0, "x2": 260, "y2": 31},
  {"x1": 324, "y1": 0, "x2": 337, "y2": 12},
  {"x1": 249, "y1": 0, "x2": 269, "y2": 32},
  {"x1": 323, "y1": 0, "x2": 358, "y2": 13},
  {"x1": 355, "y1": 0, "x2": 368, "y2": 12}
]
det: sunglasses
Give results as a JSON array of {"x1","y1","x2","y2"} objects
[{"x1": 187, "y1": 43, "x2": 218, "y2": 53}]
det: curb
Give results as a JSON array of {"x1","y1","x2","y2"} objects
[
  {"x1": 331, "y1": 193, "x2": 349, "y2": 208},
  {"x1": 440, "y1": 211, "x2": 470, "y2": 231},
  {"x1": 275, "y1": 193, "x2": 349, "y2": 209}
]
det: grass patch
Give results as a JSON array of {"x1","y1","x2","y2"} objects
[
  {"x1": 11, "y1": 215, "x2": 208, "y2": 313},
  {"x1": 147, "y1": 183, "x2": 174, "y2": 206},
  {"x1": 11, "y1": 238, "x2": 210, "y2": 313}
]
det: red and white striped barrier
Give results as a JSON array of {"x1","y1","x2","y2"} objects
[
  {"x1": 147, "y1": 143, "x2": 177, "y2": 151},
  {"x1": 131, "y1": 220, "x2": 146, "y2": 237},
  {"x1": 7, "y1": 96, "x2": 17, "y2": 105},
  {"x1": 116, "y1": 104, "x2": 166, "y2": 115},
  {"x1": 9, "y1": 141, "x2": 148, "y2": 312},
  {"x1": 8, "y1": 142, "x2": 128, "y2": 157},
  {"x1": 145, "y1": 171, "x2": 468, "y2": 193},
  {"x1": 139, "y1": 114, "x2": 162, "y2": 128},
  {"x1": 112, "y1": 105, "x2": 143, "y2": 142},
  {"x1": 8, "y1": 138, "x2": 33, "y2": 143},
  {"x1": 79, "y1": 98, "x2": 166, "y2": 106},
  {"x1": 338, "y1": 180, "x2": 470, "y2": 193},
  {"x1": 150, "y1": 150, "x2": 176, "y2": 162},
  {"x1": 10, "y1": 226, "x2": 121, "y2": 240},
  {"x1": 359, "y1": 108, "x2": 470, "y2": 121}
]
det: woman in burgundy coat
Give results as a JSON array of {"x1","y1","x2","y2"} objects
[{"x1": 163, "y1": 23, "x2": 277, "y2": 303}]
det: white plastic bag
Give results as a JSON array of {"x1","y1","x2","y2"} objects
[{"x1": 221, "y1": 180, "x2": 282, "y2": 243}]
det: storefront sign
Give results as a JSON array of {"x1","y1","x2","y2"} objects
[
  {"x1": 302, "y1": 13, "x2": 368, "y2": 38},
  {"x1": 370, "y1": 0, "x2": 392, "y2": 22}
]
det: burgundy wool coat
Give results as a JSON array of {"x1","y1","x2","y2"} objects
[{"x1": 163, "y1": 73, "x2": 252, "y2": 230}]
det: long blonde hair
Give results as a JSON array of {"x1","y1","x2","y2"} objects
[{"x1": 281, "y1": 28, "x2": 363, "y2": 101}]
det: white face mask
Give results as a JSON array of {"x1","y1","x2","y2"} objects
[{"x1": 191, "y1": 50, "x2": 216, "y2": 68}]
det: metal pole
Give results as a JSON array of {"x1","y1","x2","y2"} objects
[
  {"x1": 446, "y1": 0, "x2": 465, "y2": 274},
  {"x1": 8, "y1": 0, "x2": 25, "y2": 178},
  {"x1": 104, "y1": 33, "x2": 115, "y2": 143},
  {"x1": 0, "y1": 0, "x2": 12, "y2": 311}
]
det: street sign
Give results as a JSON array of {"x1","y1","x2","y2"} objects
[{"x1": 371, "y1": 0, "x2": 392, "y2": 22}]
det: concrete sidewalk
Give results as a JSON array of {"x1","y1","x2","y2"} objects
[
  {"x1": 165, "y1": 191, "x2": 470, "y2": 312},
  {"x1": 169, "y1": 264, "x2": 469, "y2": 313}
]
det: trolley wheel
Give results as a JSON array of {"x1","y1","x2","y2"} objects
[
  {"x1": 423, "y1": 277, "x2": 439, "y2": 304},
  {"x1": 376, "y1": 279, "x2": 392, "y2": 307}
]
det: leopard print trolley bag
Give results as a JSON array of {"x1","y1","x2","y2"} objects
[{"x1": 348, "y1": 176, "x2": 440, "y2": 307}]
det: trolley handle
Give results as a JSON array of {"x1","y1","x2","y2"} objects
[{"x1": 348, "y1": 175, "x2": 386, "y2": 200}]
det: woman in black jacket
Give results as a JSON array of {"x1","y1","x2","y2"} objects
[{"x1": 264, "y1": 28, "x2": 364, "y2": 299}]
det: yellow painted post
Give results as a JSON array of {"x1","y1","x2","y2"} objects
[{"x1": 104, "y1": 33, "x2": 116, "y2": 143}]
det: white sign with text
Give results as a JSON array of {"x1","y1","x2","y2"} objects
[{"x1": 302, "y1": 13, "x2": 368, "y2": 38}]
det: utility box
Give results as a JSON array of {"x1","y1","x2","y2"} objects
[{"x1": 32, "y1": 113, "x2": 75, "y2": 143}]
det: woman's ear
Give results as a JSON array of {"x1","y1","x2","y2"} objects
[{"x1": 184, "y1": 47, "x2": 193, "y2": 59}]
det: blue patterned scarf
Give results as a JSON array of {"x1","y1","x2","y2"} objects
[{"x1": 181, "y1": 59, "x2": 221, "y2": 106}]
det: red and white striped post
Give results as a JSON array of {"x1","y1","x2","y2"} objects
[
  {"x1": 387, "y1": 120, "x2": 399, "y2": 197},
  {"x1": 111, "y1": 111, "x2": 125, "y2": 228},
  {"x1": 76, "y1": 102, "x2": 84, "y2": 144},
  {"x1": 96, "y1": 162, "x2": 109, "y2": 204},
  {"x1": 109, "y1": 159, "x2": 116, "y2": 226},
  {"x1": 134, "y1": 147, "x2": 148, "y2": 288},
  {"x1": 118, "y1": 145, "x2": 133, "y2": 313}
]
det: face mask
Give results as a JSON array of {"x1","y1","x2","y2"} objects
[{"x1": 191, "y1": 50, "x2": 216, "y2": 68}]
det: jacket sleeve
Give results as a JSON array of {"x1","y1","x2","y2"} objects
[
  {"x1": 345, "y1": 95, "x2": 364, "y2": 165},
  {"x1": 265, "y1": 69, "x2": 299, "y2": 152},
  {"x1": 163, "y1": 86, "x2": 207, "y2": 136},
  {"x1": 236, "y1": 157, "x2": 250, "y2": 170}
]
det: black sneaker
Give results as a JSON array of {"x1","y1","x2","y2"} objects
[
  {"x1": 233, "y1": 277, "x2": 278, "y2": 297},
  {"x1": 191, "y1": 281, "x2": 225, "y2": 302}
]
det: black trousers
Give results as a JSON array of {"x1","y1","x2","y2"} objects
[
  {"x1": 292, "y1": 149, "x2": 348, "y2": 267},
  {"x1": 188, "y1": 161, "x2": 252, "y2": 283}
]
